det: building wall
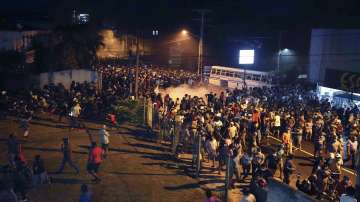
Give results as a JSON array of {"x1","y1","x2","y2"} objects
[
  {"x1": 309, "y1": 29, "x2": 360, "y2": 84},
  {"x1": 39, "y1": 69, "x2": 101, "y2": 90},
  {"x1": 0, "y1": 30, "x2": 48, "y2": 52}
]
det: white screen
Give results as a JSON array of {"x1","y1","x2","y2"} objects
[{"x1": 239, "y1": 50, "x2": 254, "y2": 64}]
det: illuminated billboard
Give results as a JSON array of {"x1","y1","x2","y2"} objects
[{"x1": 239, "y1": 50, "x2": 254, "y2": 64}]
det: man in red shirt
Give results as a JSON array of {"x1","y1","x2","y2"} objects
[
  {"x1": 87, "y1": 142, "x2": 103, "y2": 182},
  {"x1": 107, "y1": 113, "x2": 119, "y2": 130}
]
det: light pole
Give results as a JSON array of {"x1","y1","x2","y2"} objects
[
  {"x1": 181, "y1": 30, "x2": 203, "y2": 81},
  {"x1": 134, "y1": 36, "x2": 140, "y2": 99},
  {"x1": 276, "y1": 31, "x2": 283, "y2": 72}
]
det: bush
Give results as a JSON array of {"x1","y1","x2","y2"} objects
[{"x1": 111, "y1": 99, "x2": 144, "y2": 124}]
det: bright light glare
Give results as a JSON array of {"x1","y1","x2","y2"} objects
[
  {"x1": 239, "y1": 50, "x2": 254, "y2": 64},
  {"x1": 181, "y1": 30, "x2": 188, "y2": 35}
]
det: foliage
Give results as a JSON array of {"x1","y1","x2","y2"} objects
[
  {"x1": 33, "y1": 25, "x2": 104, "y2": 72},
  {"x1": 111, "y1": 99, "x2": 144, "y2": 124}
]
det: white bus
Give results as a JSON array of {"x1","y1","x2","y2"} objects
[{"x1": 208, "y1": 66, "x2": 273, "y2": 88}]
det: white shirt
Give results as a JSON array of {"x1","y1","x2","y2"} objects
[
  {"x1": 340, "y1": 195, "x2": 357, "y2": 202},
  {"x1": 99, "y1": 129, "x2": 110, "y2": 144},
  {"x1": 214, "y1": 120, "x2": 223, "y2": 128},
  {"x1": 274, "y1": 115, "x2": 281, "y2": 127},
  {"x1": 241, "y1": 194, "x2": 256, "y2": 202}
]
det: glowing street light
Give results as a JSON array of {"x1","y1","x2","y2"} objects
[
  {"x1": 181, "y1": 29, "x2": 188, "y2": 35},
  {"x1": 179, "y1": 29, "x2": 203, "y2": 80}
]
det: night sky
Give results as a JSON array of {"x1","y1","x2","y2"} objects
[
  {"x1": 2, "y1": 0, "x2": 360, "y2": 32},
  {"x1": 2, "y1": 0, "x2": 360, "y2": 68}
]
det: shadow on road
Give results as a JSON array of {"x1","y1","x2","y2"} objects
[
  {"x1": 51, "y1": 177, "x2": 89, "y2": 185},
  {"x1": 23, "y1": 146, "x2": 60, "y2": 152},
  {"x1": 164, "y1": 183, "x2": 200, "y2": 191},
  {"x1": 109, "y1": 171, "x2": 183, "y2": 177}
]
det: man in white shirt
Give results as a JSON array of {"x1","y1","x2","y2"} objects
[
  {"x1": 273, "y1": 112, "x2": 281, "y2": 138},
  {"x1": 99, "y1": 125, "x2": 110, "y2": 158}
]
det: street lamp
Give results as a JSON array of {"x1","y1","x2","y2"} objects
[
  {"x1": 181, "y1": 29, "x2": 188, "y2": 35},
  {"x1": 180, "y1": 29, "x2": 203, "y2": 81},
  {"x1": 277, "y1": 48, "x2": 289, "y2": 72}
]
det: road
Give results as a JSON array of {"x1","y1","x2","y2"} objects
[{"x1": 0, "y1": 116, "x2": 205, "y2": 202}]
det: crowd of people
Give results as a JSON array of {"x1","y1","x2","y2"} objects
[
  {"x1": 0, "y1": 64, "x2": 359, "y2": 201},
  {"x1": 0, "y1": 66, "x2": 199, "y2": 202},
  {"x1": 152, "y1": 84, "x2": 360, "y2": 201}
]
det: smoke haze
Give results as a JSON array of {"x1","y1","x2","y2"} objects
[{"x1": 159, "y1": 84, "x2": 223, "y2": 100}]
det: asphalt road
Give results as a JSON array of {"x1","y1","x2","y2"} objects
[{"x1": 0, "y1": 116, "x2": 205, "y2": 202}]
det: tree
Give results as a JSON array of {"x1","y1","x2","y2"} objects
[{"x1": 33, "y1": 25, "x2": 103, "y2": 72}]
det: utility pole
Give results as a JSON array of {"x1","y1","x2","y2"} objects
[
  {"x1": 276, "y1": 31, "x2": 283, "y2": 72},
  {"x1": 135, "y1": 36, "x2": 140, "y2": 99},
  {"x1": 193, "y1": 9, "x2": 211, "y2": 82}
]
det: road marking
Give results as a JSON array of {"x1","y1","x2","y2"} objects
[{"x1": 268, "y1": 135, "x2": 356, "y2": 176}]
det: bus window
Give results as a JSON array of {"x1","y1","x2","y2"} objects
[{"x1": 236, "y1": 72, "x2": 243, "y2": 78}]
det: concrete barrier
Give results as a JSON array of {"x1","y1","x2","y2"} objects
[{"x1": 39, "y1": 69, "x2": 101, "y2": 90}]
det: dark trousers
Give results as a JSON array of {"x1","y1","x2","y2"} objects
[
  {"x1": 242, "y1": 164, "x2": 251, "y2": 179},
  {"x1": 283, "y1": 172, "x2": 291, "y2": 184},
  {"x1": 57, "y1": 157, "x2": 79, "y2": 173}
]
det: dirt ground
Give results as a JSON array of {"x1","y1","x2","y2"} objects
[{"x1": 0, "y1": 116, "x2": 206, "y2": 202}]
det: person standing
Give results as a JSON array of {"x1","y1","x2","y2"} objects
[
  {"x1": 283, "y1": 155, "x2": 296, "y2": 185},
  {"x1": 7, "y1": 134, "x2": 19, "y2": 167},
  {"x1": 58, "y1": 101, "x2": 68, "y2": 123},
  {"x1": 20, "y1": 113, "x2": 31, "y2": 138},
  {"x1": 252, "y1": 148, "x2": 265, "y2": 177},
  {"x1": 32, "y1": 155, "x2": 49, "y2": 185},
  {"x1": 87, "y1": 142, "x2": 103, "y2": 182},
  {"x1": 347, "y1": 135, "x2": 358, "y2": 169},
  {"x1": 69, "y1": 102, "x2": 81, "y2": 130},
  {"x1": 99, "y1": 125, "x2": 110, "y2": 159},
  {"x1": 79, "y1": 184, "x2": 92, "y2": 202},
  {"x1": 56, "y1": 137, "x2": 79, "y2": 174},
  {"x1": 282, "y1": 128, "x2": 293, "y2": 155},
  {"x1": 273, "y1": 112, "x2": 281, "y2": 138}
]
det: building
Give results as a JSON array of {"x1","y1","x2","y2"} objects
[
  {"x1": 0, "y1": 27, "x2": 50, "y2": 64},
  {"x1": 0, "y1": 29, "x2": 46, "y2": 51},
  {"x1": 309, "y1": 29, "x2": 360, "y2": 92}
]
